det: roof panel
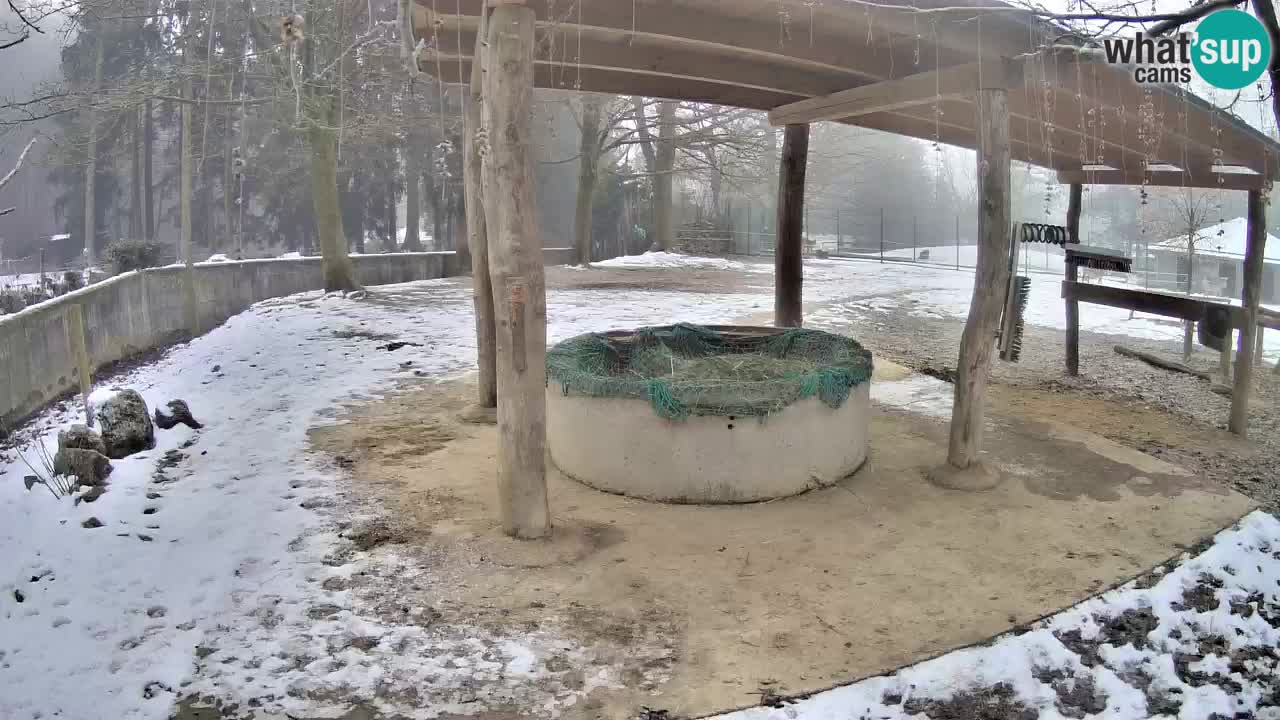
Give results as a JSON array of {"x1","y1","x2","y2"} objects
[{"x1": 416, "y1": 0, "x2": 1280, "y2": 184}]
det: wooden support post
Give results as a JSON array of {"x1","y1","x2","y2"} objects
[
  {"x1": 879, "y1": 208, "x2": 885, "y2": 262},
  {"x1": 465, "y1": 6, "x2": 496, "y2": 409},
  {"x1": 1064, "y1": 183, "x2": 1083, "y2": 376},
  {"x1": 1220, "y1": 330, "x2": 1233, "y2": 380},
  {"x1": 774, "y1": 123, "x2": 808, "y2": 328},
  {"x1": 64, "y1": 304, "x2": 93, "y2": 427},
  {"x1": 1255, "y1": 327, "x2": 1264, "y2": 366},
  {"x1": 1229, "y1": 189, "x2": 1268, "y2": 436},
  {"x1": 481, "y1": 2, "x2": 550, "y2": 539},
  {"x1": 943, "y1": 87, "x2": 1011, "y2": 479}
]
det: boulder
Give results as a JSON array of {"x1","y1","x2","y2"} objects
[
  {"x1": 96, "y1": 389, "x2": 155, "y2": 458},
  {"x1": 58, "y1": 424, "x2": 106, "y2": 456},
  {"x1": 154, "y1": 399, "x2": 203, "y2": 430},
  {"x1": 53, "y1": 447, "x2": 113, "y2": 487}
]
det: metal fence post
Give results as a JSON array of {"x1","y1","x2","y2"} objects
[
  {"x1": 835, "y1": 209, "x2": 842, "y2": 253},
  {"x1": 879, "y1": 208, "x2": 885, "y2": 263},
  {"x1": 912, "y1": 216, "x2": 917, "y2": 261}
]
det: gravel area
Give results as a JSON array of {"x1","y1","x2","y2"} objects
[{"x1": 807, "y1": 297, "x2": 1280, "y2": 514}]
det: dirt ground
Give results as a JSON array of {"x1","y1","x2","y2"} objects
[
  {"x1": 308, "y1": 365, "x2": 1248, "y2": 719},
  {"x1": 263, "y1": 260, "x2": 1274, "y2": 720}
]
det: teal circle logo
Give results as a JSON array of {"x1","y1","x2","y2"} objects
[{"x1": 1192, "y1": 10, "x2": 1272, "y2": 89}]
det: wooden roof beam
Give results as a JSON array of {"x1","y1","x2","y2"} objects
[
  {"x1": 1057, "y1": 169, "x2": 1269, "y2": 190},
  {"x1": 767, "y1": 59, "x2": 1025, "y2": 126}
]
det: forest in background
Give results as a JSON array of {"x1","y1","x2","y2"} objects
[{"x1": 0, "y1": 0, "x2": 1275, "y2": 280}]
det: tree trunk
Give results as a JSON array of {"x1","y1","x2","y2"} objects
[
  {"x1": 308, "y1": 101, "x2": 360, "y2": 291},
  {"x1": 130, "y1": 106, "x2": 143, "y2": 239},
  {"x1": 466, "y1": 5, "x2": 496, "y2": 408},
  {"x1": 180, "y1": 79, "x2": 198, "y2": 332},
  {"x1": 404, "y1": 129, "x2": 422, "y2": 251},
  {"x1": 427, "y1": 165, "x2": 445, "y2": 250},
  {"x1": 947, "y1": 88, "x2": 1011, "y2": 472},
  {"x1": 775, "y1": 123, "x2": 808, "y2": 328},
  {"x1": 144, "y1": 98, "x2": 154, "y2": 243},
  {"x1": 1183, "y1": 221, "x2": 1197, "y2": 359},
  {"x1": 386, "y1": 168, "x2": 398, "y2": 250},
  {"x1": 481, "y1": 3, "x2": 550, "y2": 539},
  {"x1": 654, "y1": 100, "x2": 677, "y2": 251},
  {"x1": 83, "y1": 30, "x2": 105, "y2": 267},
  {"x1": 1229, "y1": 190, "x2": 1268, "y2": 436},
  {"x1": 222, "y1": 110, "x2": 235, "y2": 252},
  {"x1": 574, "y1": 97, "x2": 603, "y2": 266}
]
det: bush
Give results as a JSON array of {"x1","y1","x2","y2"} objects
[
  {"x1": 62, "y1": 270, "x2": 84, "y2": 291},
  {"x1": 106, "y1": 239, "x2": 165, "y2": 272},
  {"x1": 0, "y1": 286, "x2": 48, "y2": 314}
]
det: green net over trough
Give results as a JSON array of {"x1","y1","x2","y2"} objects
[{"x1": 546, "y1": 324, "x2": 874, "y2": 420}]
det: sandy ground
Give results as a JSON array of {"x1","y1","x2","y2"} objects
[{"x1": 294, "y1": 263, "x2": 1259, "y2": 719}]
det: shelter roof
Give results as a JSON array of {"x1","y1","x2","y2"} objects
[{"x1": 415, "y1": 0, "x2": 1280, "y2": 188}]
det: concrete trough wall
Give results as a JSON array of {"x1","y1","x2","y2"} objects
[
  {"x1": 0, "y1": 252, "x2": 460, "y2": 428},
  {"x1": 547, "y1": 384, "x2": 871, "y2": 503}
]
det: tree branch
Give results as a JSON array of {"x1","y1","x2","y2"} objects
[{"x1": 0, "y1": 136, "x2": 37, "y2": 191}]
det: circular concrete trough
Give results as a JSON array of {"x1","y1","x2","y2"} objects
[{"x1": 545, "y1": 325, "x2": 871, "y2": 504}]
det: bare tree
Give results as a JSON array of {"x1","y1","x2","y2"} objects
[
  {"x1": 1161, "y1": 187, "x2": 1216, "y2": 358},
  {"x1": 0, "y1": 136, "x2": 37, "y2": 214}
]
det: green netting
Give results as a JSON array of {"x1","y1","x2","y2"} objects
[{"x1": 546, "y1": 323, "x2": 874, "y2": 420}]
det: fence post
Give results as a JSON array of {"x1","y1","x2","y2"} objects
[
  {"x1": 955, "y1": 215, "x2": 960, "y2": 269},
  {"x1": 879, "y1": 208, "x2": 885, "y2": 263},
  {"x1": 65, "y1": 304, "x2": 93, "y2": 427},
  {"x1": 746, "y1": 204, "x2": 753, "y2": 256},
  {"x1": 804, "y1": 206, "x2": 810, "y2": 252},
  {"x1": 835, "y1": 209, "x2": 842, "y2": 253},
  {"x1": 912, "y1": 216, "x2": 917, "y2": 261}
]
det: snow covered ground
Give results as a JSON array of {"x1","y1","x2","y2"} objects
[{"x1": 1, "y1": 252, "x2": 1277, "y2": 719}]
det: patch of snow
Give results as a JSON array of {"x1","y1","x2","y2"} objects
[
  {"x1": 204, "y1": 253, "x2": 231, "y2": 263},
  {"x1": 1152, "y1": 217, "x2": 1280, "y2": 262},
  {"x1": 277, "y1": 251, "x2": 303, "y2": 259},
  {"x1": 869, "y1": 376, "x2": 953, "y2": 419},
  {"x1": 594, "y1": 251, "x2": 769, "y2": 273},
  {"x1": 3, "y1": 256, "x2": 1277, "y2": 719}
]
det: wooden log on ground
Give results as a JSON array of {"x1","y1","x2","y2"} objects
[
  {"x1": 1229, "y1": 189, "x2": 1268, "y2": 436},
  {"x1": 774, "y1": 123, "x2": 808, "y2": 328},
  {"x1": 1064, "y1": 183, "x2": 1082, "y2": 376},
  {"x1": 945, "y1": 87, "x2": 1010, "y2": 473},
  {"x1": 481, "y1": 2, "x2": 550, "y2": 539},
  {"x1": 1113, "y1": 345, "x2": 1212, "y2": 381},
  {"x1": 465, "y1": 5, "x2": 497, "y2": 409}
]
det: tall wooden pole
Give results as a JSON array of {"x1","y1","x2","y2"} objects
[
  {"x1": 481, "y1": 2, "x2": 550, "y2": 539},
  {"x1": 1229, "y1": 189, "x2": 1268, "y2": 436},
  {"x1": 465, "y1": 6, "x2": 497, "y2": 408},
  {"x1": 1064, "y1": 183, "x2": 1083, "y2": 376},
  {"x1": 774, "y1": 123, "x2": 808, "y2": 327},
  {"x1": 945, "y1": 87, "x2": 1011, "y2": 474}
]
